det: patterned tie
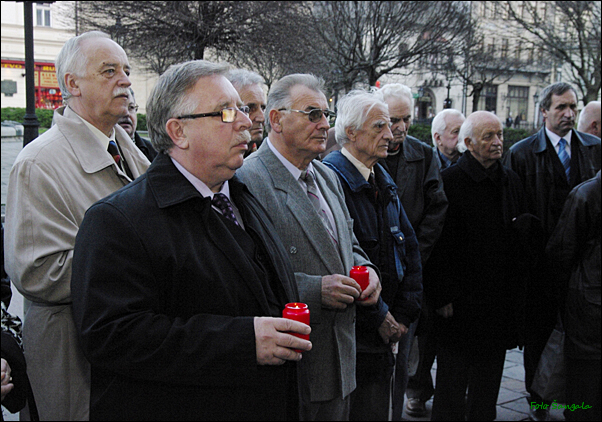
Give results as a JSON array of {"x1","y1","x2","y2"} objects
[
  {"x1": 108, "y1": 140, "x2": 122, "y2": 168},
  {"x1": 558, "y1": 138, "x2": 571, "y2": 183},
  {"x1": 300, "y1": 169, "x2": 337, "y2": 244},
  {"x1": 212, "y1": 193, "x2": 240, "y2": 226}
]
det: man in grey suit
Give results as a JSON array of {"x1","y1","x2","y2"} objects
[{"x1": 237, "y1": 73, "x2": 382, "y2": 421}]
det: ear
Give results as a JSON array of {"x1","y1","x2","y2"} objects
[
  {"x1": 463, "y1": 137, "x2": 473, "y2": 152},
  {"x1": 65, "y1": 73, "x2": 81, "y2": 98},
  {"x1": 434, "y1": 132, "x2": 442, "y2": 145},
  {"x1": 165, "y1": 118, "x2": 189, "y2": 150},
  {"x1": 269, "y1": 109, "x2": 283, "y2": 133},
  {"x1": 345, "y1": 126, "x2": 357, "y2": 142}
]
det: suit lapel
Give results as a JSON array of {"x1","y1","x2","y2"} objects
[{"x1": 257, "y1": 147, "x2": 344, "y2": 275}]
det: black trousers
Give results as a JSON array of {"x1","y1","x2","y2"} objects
[
  {"x1": 349, "y1": 351, "x2": 395, "y2": 421},
  {"x1": 565, "y1": 357, "x2": 601, "y2": 421},
  {"x1": 406, "y1": 306, "x2": 437, "y2": 403},
  {"x1": 431, "y1": 345, "x2": 506, "y2": 421}
]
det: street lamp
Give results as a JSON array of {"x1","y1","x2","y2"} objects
[{"x1": 532, "y1": 92, "x2": 539, "y2": 129}]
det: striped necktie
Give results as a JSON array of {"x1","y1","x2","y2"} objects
[
  {"x1": 557, "y1": 138, "x2": 571, "y2": 183},
  {"x1": 300, "y1": 169, "x2": 337, "y2": 244},
  {"x1": 212, "y1": 193, "x2": 240, "y2": 226}
]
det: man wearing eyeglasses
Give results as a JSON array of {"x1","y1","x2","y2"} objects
[
  {"x1": 117, "y1": 87, "x2": 158, "y2": 162},
  {"x1": 227, "y1": 69, "x2": 267, "y2": 157},
  {"x1": 237, "y1": 73, "x2": 383, "y2": 421},
  {"x1": 71, "y1": 60, "x2": 311, "y2": 420}
]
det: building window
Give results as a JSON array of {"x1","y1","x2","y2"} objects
[
  {"x1": 507, "y1": 85, "x2": 530, "y2": 127},
  {"x1": 36, "y1": 5, "x2": 51, "y2": 27},
  {"x1": 478, "y1": 85, "x2": 498, "y2": 113},
  {"x1": 501, "y1": 39, "x2": 509, "y2": 59}
]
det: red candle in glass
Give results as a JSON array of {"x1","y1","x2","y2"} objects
[
  {"x1": 350, "y1": 266, "x2": 369, "y2": 300},
  {"x1": 283, "y1": 302, "x2": 310, "y2": 351}
]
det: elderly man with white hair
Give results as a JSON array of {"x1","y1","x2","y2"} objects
[
  {"x1": 577, "y1": 101, "x2": 601, "y2": 139},
  {"x1": 322, "y1": 89, "x2": 422, "y2": 421},
  {"x1": 427, "y1": 111, "x2": 528, "y2": 421},
  {"x1": 432, "y1": 109, "x2": 466, "y2": 169}
]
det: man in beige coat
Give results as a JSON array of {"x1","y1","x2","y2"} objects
[{"x1": 4, "y1": 31, "x2": 149, "y2": 420}]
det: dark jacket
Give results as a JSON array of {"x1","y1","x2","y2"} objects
[
  {"x1": 71, "y1": 153, "x2": 300, "y2": 421},
  {"x1": 546, "y1": 171, "x2": 601, "y2": 360},
  {"x1": 380, "y1": 135, "x2": 448, "y2": 264},
  {"x1": 426, "y1": 152, "x2": 528, "y2": 350},
  {"x1": 133, "y1": 132, "x2": 158, "y2": 162},
  {"x1": 323, "y1": 151, "x2": 422, "y2": 352},
  {"x1": 503, "y1": 127, "x2": 601, "y2": 336}
]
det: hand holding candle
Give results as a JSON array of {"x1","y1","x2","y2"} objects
[
  {"x1": 282, "y1": 303, "x2": 310, "y2": 352},
  {"x1": 349, "y1": 266, "x2": 369, "y2": 300}
]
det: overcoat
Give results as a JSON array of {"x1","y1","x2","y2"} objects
[
  {"x1": 71, "y1": 153, "x2": 301, "y2": 420},
  {"x1": 4, "y1": 105, "x2": 149, "y2": 420},
  {"x1": 237, "y1": 141, "x2": 374, "y2": 403}
]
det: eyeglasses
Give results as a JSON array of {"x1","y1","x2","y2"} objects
[
  {"x1": 128, "y1": 104, "x2": 139, "y2": 113},
  {"x1": 176, "y1": 106, "x2": 250, "y2": 123},
  {"x1": 278, "y1": 108, "x2": 336, "y2": 123}
]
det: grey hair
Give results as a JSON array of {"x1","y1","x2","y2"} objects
[
  {"x1": 431, "y1": 109, "x2": 465, "y2": 147},
  {"x1": 578, "y1": 101, "x2": 601, "y2": 132},
  {"x1": 56, "y1": 31, "x2": 112, "y2": 103},
  {"x1": 334, "y1": 90, "x2": 389, "y2": 146},
  {"x1": 375, "y1": 83, "x2": 414, "y2": 110},
  {"x1": 128, "y1": 87, "x2": 136, "y2": 103},
  {"x1": 265, "y1": 73, "x2": 325, "y2": 133},
  {"x1": 226, "y1": 68, "x2": 264, "y2": 90},
  {"x1": 539, "y1": 82, "x2": 578, "y2": 111},
  {"x1": 146, "y1": 60, "x2": 231, "y2": 154}
]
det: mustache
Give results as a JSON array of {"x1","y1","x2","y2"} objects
[
  {"x1": 238, "y1": 130, "x2": 251, "y2": 143},
  {"x1": 114, "y1": 88, "x2": 130, "y2": 97}
]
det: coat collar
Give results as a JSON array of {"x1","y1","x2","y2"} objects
[
  {"x1": 55, "y1": 106, "x2": 147, "y2": 178},
  {"x1": 533, "y1": 127, "x2": 598, "y2": 154},
  {"x1": 457, "y1": 151, "x2": 507, "y2": 186},
  {"x1": 402, "y1": 135, "x2": 427, "y2": 162}
]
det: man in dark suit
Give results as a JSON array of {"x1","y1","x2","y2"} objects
[
  {"x1": 117, "y1": 88, "x2": 158, "y2": 162},
  {"x1": 237, "y1": 73, "x2": 382, "y2": 421},
  {"x1": 504, "y1": 81, "x2": 601, "y2": 422},
  {"x1": 71, "y1": 60, "x2": 311, "y2": 421},
  {"x1": 375, "y1": 83, "x2": 448, "y2": 420}
]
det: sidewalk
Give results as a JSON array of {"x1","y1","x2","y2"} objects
[{"x1": 1, "y1": 137, "x2": 565, "y2": 421}]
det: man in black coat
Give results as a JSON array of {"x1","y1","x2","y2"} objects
[
  {"x1": 375, "y1": 83, "x2": 448, "y2": 421},
  {"x1": 71, "y1": 60, "x2": 311, "y2": 421},
  {"x1": 504, "y1": 82, "x2": 601, "y2": 421},
  {"x1": 117, "y1": 88, "x2": 158, "y2": 162},
  {"x1": 428, "y1": 111, "x2": 528, "y2": 421}
]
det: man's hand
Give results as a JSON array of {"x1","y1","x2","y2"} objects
[
  {"x1": 377, "y1": 312, "x2": 407, "y2": 344},
  {"x1": 254, "y1": 317, "x2": 312, "y2": 365},
  {"x1": 1, "y1": 358, "x2": 14, "y2": 402},
  {"x1": 356, "y1": 266, "x2": 382, "y2": 306},
  {"x1": 321, "y1": 274, "x2": 361, "y2": 309},
  {"x1": 436, "y1": 303, "x2": 453, "y2": 318}
]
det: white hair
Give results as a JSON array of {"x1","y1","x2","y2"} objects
[
  {"x1": 334, "y1": 90, "x2": 388, "y2": 146},
  {"x1": 375, "y1": 83, "x2": 414, "y2": 110},
  {"x1": 431, "y1": 109, "x2": 465, "y2": 147}
]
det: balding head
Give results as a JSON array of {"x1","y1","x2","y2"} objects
[
  {"x1": 459, "y1": 111, "x2": 503, "y2": 168},
  {"x1": 578, "y1": 101, "x2": 601, "y2": 139}
]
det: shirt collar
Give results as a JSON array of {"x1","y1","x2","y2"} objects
[
  {"x1": 69, "y1": 106, "x2": 115, "y2": 149},
  {"x1": 266, "y1": 137, "x2": 309, "y2": 181},
  {"x1": 341, "y1": 146, "x2": 373, "y2": 181},
  {"x1": 545, "y1": 126, "x2": 572, "y2": 148},
  {"x1": 170, "y1": 157, "x2": 231, "y2": 200}
]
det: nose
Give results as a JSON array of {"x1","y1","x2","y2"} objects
[
  {"x1": 316, "y1": 112, "x2": 330, "y2": 130},
  {"x1": 253, "y1": 108, "x2": 265, "y2": 124},
  {"x1": 118, "y1": 68, "x2": 131, "y2": 88},
  {"x1": 237, "y1": 109, "x2": 253, "y2": 131},
  {"x1": 383, "y1": 126, "x2": 393, "y2": 141}
]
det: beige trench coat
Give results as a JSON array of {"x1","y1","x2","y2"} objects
[{"x1": 4, "y1": 106, "x2": 150, "y2": 420}]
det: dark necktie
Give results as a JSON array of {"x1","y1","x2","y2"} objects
[
  {"x1": 558, "y1": 138, "x2": 571, "y2": 183},
  {"x1": 108, "y1": 140, "x2": 122, "y2": 169},
  {"x1": 300, "y1": 169, "x2": 337, "y2": 244},
  {"x1": 368, "y1": 173, "x2": 378, "y2": 202},
  {"x1": 212, "y1": 193, "x2": 240, "y2": 226}
]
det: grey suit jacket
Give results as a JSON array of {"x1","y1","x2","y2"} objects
[{"x1": 237, "y1": 141, "x2": 373, "y2": 402}]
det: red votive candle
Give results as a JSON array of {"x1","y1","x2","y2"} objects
[
  {"x1": 350, "y1": 266, "x2": 369, "y2": 300},
  {"x1": 283, "y1": 302, "x2": 310, "y2": 352}
]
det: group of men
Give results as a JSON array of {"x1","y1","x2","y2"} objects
[{"x1": 1, "y1": 29, "x2": 600, "y2": 422}]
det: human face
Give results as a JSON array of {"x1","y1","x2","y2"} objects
[
  {"x1": 238, "y1": 83, "x2": 266, "y2": 143},
  {"x1": 384, "y1": 96, "x2": 412, "y2": 151},
  {"x1": 435, "y1": 114, "x2": 465, "y2": 160},
  {"x1": 66, "y1": 37, "x2": 132, "y2": 135},
  {"x1": 278, "y1": 84, "x2": 330, "y2": 168},
  {"x1": 173, "y1": 75, "x2": 252, "y2": 191},
  {"x1": 465, "y1": 113, "x2": 503, "y2": 169},
  {"x1": 543, "y1": 90, "x2": 578, "y2": 137},
  {"x1": 346, "y1": 105, "x2": 392, "y2": 169},
  {"x1": 117, "y1": 91, "x2": 138, "y2": 138}
]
